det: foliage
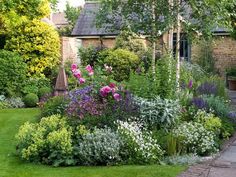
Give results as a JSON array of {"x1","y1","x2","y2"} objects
[
  {"x1": 180, "y1": 62, "x2": 206, "y2": 85},
  {"x1": 203, "y1": 95, "x2": 230, "y2": 118},
  {"x1": 79, "y1": 45, "x2": 105, "y2": 66},
  {"x1": 0, "y1": 50, "x2": 27, "y2": 97},
  {"x1": 174, "y1": 122, "x2": 217, "y2": 155},
  {"x1": 117, "y1": 121, "x2": 163, "y2": 164},
  {"x1": 16, "y1": 115, "x2": 73, "y2": 166},
  {"x1": 64, "y1": 2, "x2": 81, "y2": 26},
  {"x1": 194, "y1": 39, "x2": 215, "y2": 73},
  {"x1": 220, "y1": 118, "x2": 235, "y2": 139},
  {"x1": 100, "y1": 49, "x2": 140, "y2": 81},
  {"x1": 23, "y1": 93, "x2": 39, "y2": 108},
  {"x1": 134, "y1": 96, "x2": 180, "y2": 130},
  {"x1": 4, "y1": 97, "x2": 25, "y2": 108},
  {"x1": 76, "y1": 128, "x2": 123, "y2": 165},
  {"x1": 115, "y1": 30, "x2": 146, "y2": 59},
  {"x1": 193, "y1": 110, "x2": 222, "y2": 134},
  {"x1": 41, "y1": 96, "x2": 69, "y2": 118},
  {"x1": 126, "y1": 55, "x2": 176, "y2": 99},
  {"x1": 38, "y1": 87, "x2": 52, "y2": 98},
  {"x1": 5, "y1": 19, "x2": 60, "y2": 77},
  {"x1": 164, "y1": 154, "x2": 202, "y2": 165},
  {"x1": 226, "y1": 67, "x2": 236, "y2": 77},
  {"x1": 22, "y1": 77, "x2": 51, "y2": 96}
]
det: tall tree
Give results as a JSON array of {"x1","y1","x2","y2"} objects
[{"x1": 96, "y1": 0, "x2": 234, "y2": 86}]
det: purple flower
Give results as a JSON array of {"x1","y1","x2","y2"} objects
[
  {"x1": 191, "y1": 97, "x2": 208, "y2": 109},
  {"x1": 188, "y1": 80, "x2": 193, "y2": 89},
  {"x1": 197, "y1": 82, "x2": 217, "y2": 96}
]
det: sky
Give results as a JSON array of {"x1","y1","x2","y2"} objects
[{"x1": 57, "y1": 0, "x2": 85, "y2": 11}]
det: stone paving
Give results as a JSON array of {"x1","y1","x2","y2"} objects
[{"x1": 178, "y1": 90, "x2": 236, "y2": 177}]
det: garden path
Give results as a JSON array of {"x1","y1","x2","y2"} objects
[{"x1": 178, "y1": 90, "x2": 236, "y2": 177}]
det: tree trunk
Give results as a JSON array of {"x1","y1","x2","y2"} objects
[
  {"x1": 176, "y1": 0, "x2": 181, "y2": 92},
  {"x1": 152, "y1": 41, "x2": 156, "y2": 75},
  {"x1": 151, "y1": 1, "x2": 156, "y2": 75}
]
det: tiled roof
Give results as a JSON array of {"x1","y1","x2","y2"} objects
[{"x1": 72, "y1": 2, "x2": 229, "y2": 37}]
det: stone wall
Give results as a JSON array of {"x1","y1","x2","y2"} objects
[
  {"x1": 191, "y1": 36, "x2": 236, "y2": 75},
  {"x1": 82, "y1": 38, "x2": 116, "y2": 48},
  {"x1": 61, "y1": 37, "x2": 80, "y2": 64}
]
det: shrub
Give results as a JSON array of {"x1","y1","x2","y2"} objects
[
  {"x1": 117, "y1": 121, "x2": 163, "y2": 164},
  {"x1": 114, "y1": 30, "x2": 146, "y2": 59},
  {"x1": 5, "y1": 19, "x2": 60, "y2": 77},
  {"x1": 174, "y1": 122, "x2": 217, "y2": 155},
  {"x1": 38, "y1": 87, "x2": 52, "y2": 98},
  {"x1": 22, "y1": 77, "x2": 51, "y2": 96},
  {"x1": 16, "y1": 115, "x2": 73, "y2": 166},
  {"x1": 0, "y1": 50, "x2": 27, "y2": 97},
  {"x1": 220, "y1": 118, "x2": 235, "y2": 139},
  {"x1": 100, "y1": 49, "x2": 140, "y2": 81},
  {"x1": 41, "y1": 96, "x2": 68, "y2": 117},
  {"x1": 193, "y1": 110, "x2": 222, "y2": 134},
  {"x1": 76, "y1": 128, "x2": 123, "y2": 165},
  {"x1": 134, "y1": 96, "x2": 180, "y2": 130},
  {"x1": 79, "y1": 45, "x2": 105, "y2": 66},
  {"x1": 23, "y1": 93, "x2": 39, "y2": 107},
  {"x1": 0, "y1": 101, "x2": 11, "y2": 109},
  {"x1": 164, "y1": 154, "x2": 202, "y2": 165}
]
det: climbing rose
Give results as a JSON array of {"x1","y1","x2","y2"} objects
[
  {"x1": 100, "y1": 86, "x2": 112, "y2": 97},
  {"x1": 86, "y1": 65, "x2": 94, "y2": 76},
  {"x1": 71, "y1": 64, "x2": 77, "y2": 72},
  {"x1": 79, "y1": 78, "x2": 86, "y2": 84},
  {"x1": 113, "y1": 93, "x2": 121, "y2": 101}
]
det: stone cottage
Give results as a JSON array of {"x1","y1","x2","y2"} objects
[{"x1": 72, "y1": 1, "x2": 236, "y2": 75}]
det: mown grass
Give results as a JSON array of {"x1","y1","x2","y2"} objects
[{"x1": 0, "y1": 108, "x2": 186, "y2": 177}]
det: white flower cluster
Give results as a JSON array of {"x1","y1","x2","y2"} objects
[
  {"x1": 117, "y1": 120, "x2": 163, "y2": 162},
  {"x1": 174, "y1": 122, "x2": 217, "y2": 155}
]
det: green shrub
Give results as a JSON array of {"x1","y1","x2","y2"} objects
[
  {"x1": 79, "y1": 45, "x2": 105, "y2": 66},
  {"x1": 76, "y1": 128, "x2": 123, "y2": 165},
  {"x1": 16, "y1": 115, "x2": 73, "y2": 166},
  {"x1": 5, "y1": 97, "x2": 25, "y2": 108},
  {"x1": 100, "y1": 49, "x2": 140, "y2": 81},
  {"x1": 38, "y1": 87, "x2": 52, "y2": 98},
  {"x1": 23, "y1": 93, "x2": 39, "y2": 107},
  {"x1": 5, "y1": 19, "x2": 60, "y2": 77},
  {"x1": 115, "y1": 30, "x2": 146, "y2": 59},
  {"x1": 22, "y1": 77, "x2": 51, "y2": 95},
  {"x1": 220, "y1": 118, "x2": 235, "y2": 139},
  {"x1": 0, "y1": 101, "x2": 11, "y2": 109},
  {"x1": 0, "y1": 50, "x2": 27, "y2": 97},
  {"x1": 193, "y1": 110, "x2": 222, "y2": 134},
  {"x1": 41, "y1": 96, "x2": 68, "y2": 117}
]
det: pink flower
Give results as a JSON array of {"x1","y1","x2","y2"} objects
[
  {"x1": 113, "y1": 93, "x2": 121, "y2": 101},
  {"x1": 109, "y1": 83, "x2": 116, "y2": 88},
  {"x1": 71, "y1": 64, "x2": 77, "y2": 72},
  {"x1": 73, "y1": 69, "x2": 81, "y2": 78},
  {"x1": 79, "y1": 78, "x2": 86, "y2": 84},
  {"x1": 86, "y1": 65, "x2": 94, "y2": 76},
  {"x1": 100, "y1": 86, "x2": 112, "y2": 97}
]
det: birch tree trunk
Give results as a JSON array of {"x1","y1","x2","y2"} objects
[
  {"x1": 176, "y1": 0, "x2": 181, "y2": 92},
  {"x1": 151, "y1": 1, "x2": 156, "y2": 75}
]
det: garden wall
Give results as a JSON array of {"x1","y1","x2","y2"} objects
[
  {"x1": 82, "y1": 38, "x2": 116, "y2": 48},
  {"x1": 192, "y1": 36, "x2": 236, "y2": 75},
  {"x1": 61, "y1": 37, "x2": 80, "y2": 64}
]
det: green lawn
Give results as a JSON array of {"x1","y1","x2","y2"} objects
[{"x1": 0, "y1": 108, "x2": 186, "y2": 177}]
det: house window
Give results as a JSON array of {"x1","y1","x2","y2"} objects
[{"x1": 173, "y1": 33, "x2": 191, "y2": 61}]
